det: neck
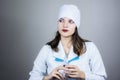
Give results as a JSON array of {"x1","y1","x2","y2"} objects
[{"x1": 61, "y1": 36, "x2": 72, "y2": 48}]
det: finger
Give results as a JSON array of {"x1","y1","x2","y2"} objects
[
  {"x1": 56, "y1": 71, "x2": 64, "y2": 79},
  {"x1": 65, "y1": 65, "x2": 77, "y2": 69},
  {"x1": 69, "y1": 71, "x2": 77, "y2": 75},
  {"x1": 57, "y1": 66, "x2": 66, "y2": 71},
  {"x1": 64, "y1": 68, "x2": 77, "y2": 75},
  {"x1": 53, "y1": 74, "x2": 61, "y2": 80},
  {"x1": 65, "y1": 70, "x2": 77, "y2": 75},
  {"x1": 68, "y1": 74, "x2": 77, "y2": 78},
  {"x1": 68, "y1": 72, "x2": 79, "y2": 77},
  {"x1": 68, "y1": 68, "x2": 77, "y2": 72}
]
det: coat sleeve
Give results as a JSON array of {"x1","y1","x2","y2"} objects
[
  {"x1": 84, "y1": 42, "x2": 107, "y2": 80},
  {"x1": 29, "y1": 45, "x2": 48, "y2": 80}
]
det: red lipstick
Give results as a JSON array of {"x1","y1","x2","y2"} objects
[{"x1": 62, "y1": 29, "x2": 68, "y2": 32}]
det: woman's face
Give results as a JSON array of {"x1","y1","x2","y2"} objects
[{"x1": 58, "y1": 17, "x2": 76, "y2": 38}]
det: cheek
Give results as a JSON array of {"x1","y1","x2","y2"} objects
[
  {"x1": 58, "y1": 26, "x2": 62, "y2": 33},
  {"x1": 70, "y1": 27, "x2": 76, "y2": 34},
  {"x1": 58, "y1": 25, "x2": 62, "y2": 34},
  {"x1": 71, "y1": 29, "x2": 75, "y2": 34},
  {"x1": 58, "y1": 23, "x2": 62, "y2": 30}
]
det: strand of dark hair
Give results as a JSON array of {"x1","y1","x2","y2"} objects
[
  {"x1": 72, "y1": 28, "x2": 88, "y2": 56},
  {"x1": 47, "y1": 31, "x2": 60, "y2": 52}
]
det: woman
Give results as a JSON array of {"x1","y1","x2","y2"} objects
[{"x1": 29, "y1": 4, "x2": 107, "y2": 80}]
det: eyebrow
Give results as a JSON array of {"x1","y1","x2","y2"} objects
[
  {"x1": 59, "y1": 18, "x2": 64, "y2": 20},
  {"x1": 59, "y1": 18, "x2": 74, "y2": 22}
]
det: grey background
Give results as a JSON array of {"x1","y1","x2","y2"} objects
[{"x1": 0, "y1": 0, "x2": 120, "y2": 80}]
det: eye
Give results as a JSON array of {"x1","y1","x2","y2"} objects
[
  {"x1": 69, "y1": 19, "x2": 74, "y2": 24},
  {"x1": 58, "y1": 18, "x2": 64, "y2": 23}
]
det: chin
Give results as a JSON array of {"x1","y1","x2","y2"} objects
[{"x1": 61, "y1": 34, "x2": 72, "y2": 38}]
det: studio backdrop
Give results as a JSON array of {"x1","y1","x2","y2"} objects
[{"x1": 0, "y1": 0, "x2": 120, "y2": 80}]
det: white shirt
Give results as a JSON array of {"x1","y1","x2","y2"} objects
[{"x1": 29, "y1": 41, "x2": 107, "y2": 80}]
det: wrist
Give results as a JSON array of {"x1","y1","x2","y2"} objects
[
  {"x1": 43, "y1": 76, "x2": 50, "y2": 80},
  {"x1": 80, "y1": 71, "x2": 85, "y2": 80}
]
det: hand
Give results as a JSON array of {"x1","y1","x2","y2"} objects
[
  {"x1": 43, "y1": 65, "x2": 66, "y2": 80},
  {"x1": 65, "y1": 65, "x2": 85, "y2": 79}
]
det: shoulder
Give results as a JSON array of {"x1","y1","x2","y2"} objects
[
  {"x1": 39, "y1": 44, "x2": 52, "y2": 54},
  {"x1": 37, "y1": 44, "x2": 51, "y2": 56},
  {"x1": 34, "y1": 44, "x2": 52, "y2": 62},
  {"x1": 41, "y1": 44, "x2": 51, "y2": 50},
  {"x1": 85, "y1": 41, "x2": 97, "y2": 49},
  {"x1": 84, "y1": 41, "x2": 100, "y2": 56},
  {"x1": 83, "y1": 40, "x2": 97, "y2": 49}
]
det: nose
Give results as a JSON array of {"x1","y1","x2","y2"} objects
[{"x1": 63, "y1": 21, "x2": 68, "y2": 28}]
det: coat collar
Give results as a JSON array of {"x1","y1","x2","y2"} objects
[{"x1": 53, "y1": 41, "x2": 79, "y2": 63}]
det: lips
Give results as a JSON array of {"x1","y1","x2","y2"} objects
[{"x1": 62, "y1": 29, "x2": 69, "y2": 32}]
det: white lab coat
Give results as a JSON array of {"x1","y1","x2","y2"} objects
[{"x1": 29, "y1": 41, "x2": 107, "y2": 80}]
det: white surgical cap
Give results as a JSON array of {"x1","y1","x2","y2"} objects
[{"x1": 58, "y1": 4, "x2": 80, "y2": 28}]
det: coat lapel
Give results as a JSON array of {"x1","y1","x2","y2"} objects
[
  {"x1": 67, "y1": 46, "x2": 79, "y2": 63},
  {"x1": 53, "y1": 41, "x2": 66, "y2": 61},
  {"x1": 53, "y1": 41, "x2": 80, "y2": 63}
]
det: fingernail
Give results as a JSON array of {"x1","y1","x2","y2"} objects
[{"x1": 63, "y1": 65, "x2": 65, "y2": 67}]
